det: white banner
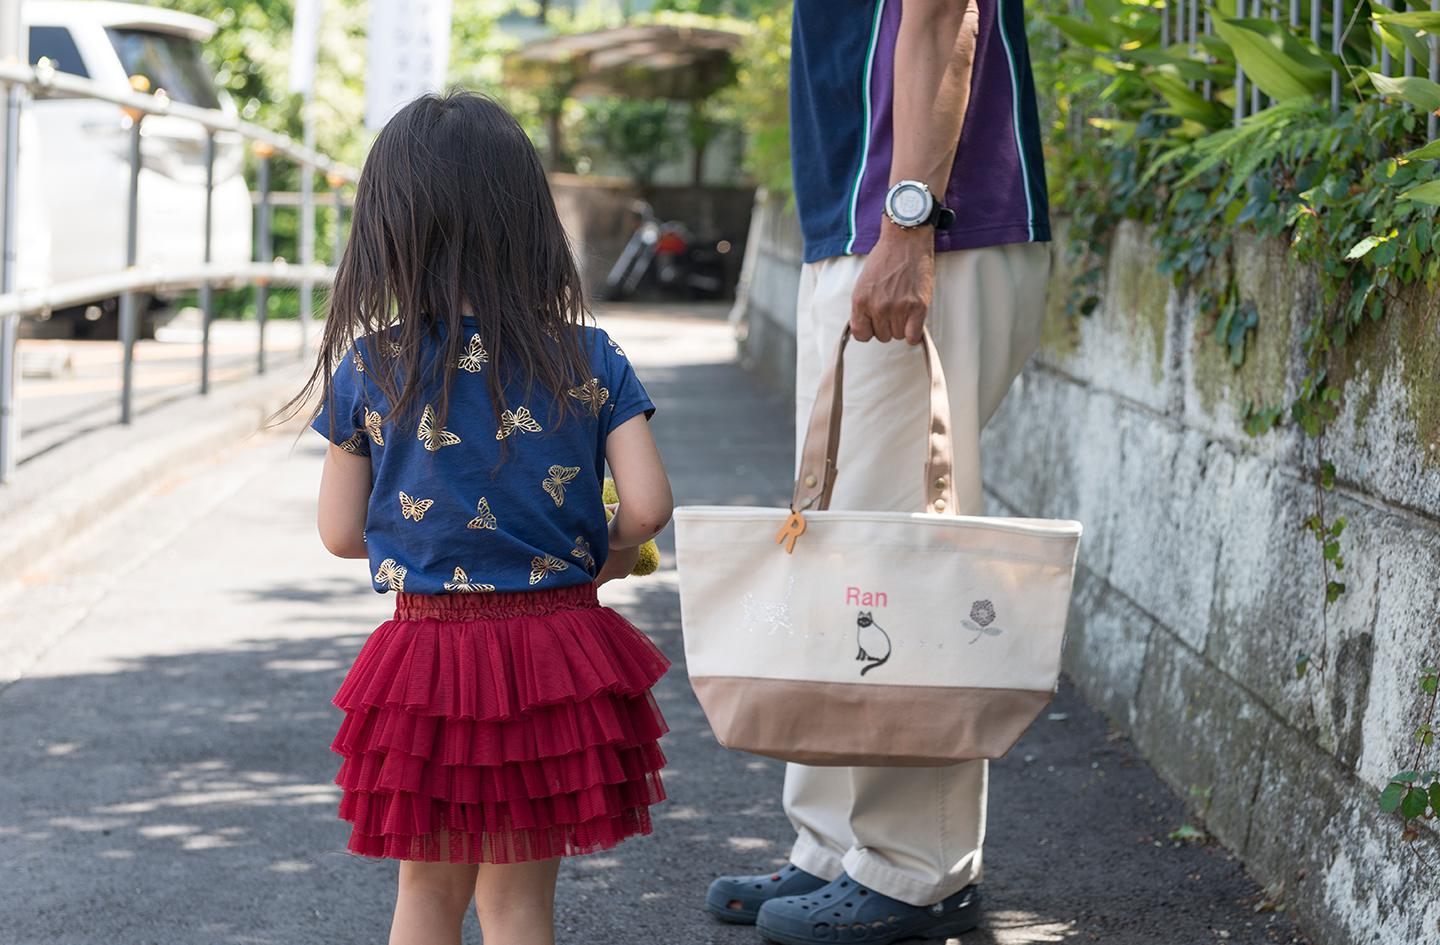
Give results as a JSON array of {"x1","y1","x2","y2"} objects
[
  {"x1": 365, "y1": 0, "x2": 454, "y2": 131},
  {"x1": 289, "y1": 0, "x2": 323, "y2": 94}
]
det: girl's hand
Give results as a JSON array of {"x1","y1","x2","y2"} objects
[{"x1": 596, "y1": 545, "x2": 640, "y2": 586}]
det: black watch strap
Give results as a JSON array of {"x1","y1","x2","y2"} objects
[{"x1": 926, "y1": 204, "x2": 956, "y2": 231}]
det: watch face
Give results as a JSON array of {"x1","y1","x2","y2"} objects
[{"x1": 887, "y1": 182, "x2": 931, "y2": 226}]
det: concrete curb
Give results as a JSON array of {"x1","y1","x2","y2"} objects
[{"x1": 0, "y1": 361, "x2": 312, "y2": 581}]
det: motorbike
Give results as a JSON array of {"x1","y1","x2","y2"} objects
[{"x1": 600, "y1": 200, "x2": 731, "y2": 302}]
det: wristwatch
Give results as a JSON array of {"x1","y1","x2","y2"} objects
[{"x1": 883, "y1": 180, "x2": 955, "y2": 230}]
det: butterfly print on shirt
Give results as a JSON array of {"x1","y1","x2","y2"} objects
[
  {"x1": 529, "y1": 554, "x2": 569, "y2": 585},
  {"x1": 417, "y1": 404, "x2": 462, "y2": 452},
  {"x1": 456, "y1": 335, "x2": 489, "y2": 373},
  {"x1": 398, "y1": 491, "x2": 434, "y2": 522},
  {"x1": 570, "y1": 536, "x2": 596, "y2": 571},
  {"x1": 542, "y1": 464, "x2": 581, "y2": 507},
  {"x1": 567, "y1": 378, "x2": 610, "y2": 415},
  {"x1": 444, "y1": 567, "x2": 494, "y2": 592},
  {"x1": 338, "y1": 431, "x2": 366, "y2": 454},
  {"x1": 363, "y1": 409, "x2": 385, "y2": 446},
  {"x1": 467, "y1": 496, "x2": 498, "y2": 531},
  {"x1": 374, "y1": 558, "x2": 407, "y2": 592},
  {"x1": 496, "y1": 406, "x2": 543, "y2": 440}
]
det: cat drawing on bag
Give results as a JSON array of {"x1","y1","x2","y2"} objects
[{"x1": 855, "y1": 611, "x2": 891, "y2": 676}]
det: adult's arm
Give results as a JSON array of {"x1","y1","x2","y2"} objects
[{"x1": 851, "y1": 0, "x2": 982, "y2": 345}]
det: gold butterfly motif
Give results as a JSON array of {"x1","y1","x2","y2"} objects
[
  {"x1": 352, "y1": 350, "x2": 365, "y2": 373},
  {"x1": 529, "y1": 554, "x2": 569, "y2": 586},
  {"x1": 417, "y1": 404, "x2": 462, "y2": 452},
  {"x1": 467, "y1": 496, "x2": 498, "y2": 531},
  {"x1": 338, "y1": 431, "x2": 366, "y2": 454},
  {"x1": 570, "y1": 536, "x2": 596, "y2": 571},
  {"x1": 386, "y1": 341, "x2": 403, "y2": 357},
  {"x1": 398, "y1": 491, "x2": 434, "y2": 522},
  {"x1": 363, "y1": 408, "x2": 385, "y2": 446},
  {"x1": 567, "y1": 378, "x2": 610, "y2": 416},
  {"x1": 542, "y1": 464, "x2": 581, "y2": 507},
  {"x1": 444, "y1": 567, "x2": 494, "y2": 593},
  {"x1": 608, "y1": 337, "x2": 627, "y2": 357},
  {"x1": 374, "y1": 558, "x2": 407, "y2": 592},
  {"x1": 496, "y1": 406, "x2": 543, "y2": 440},
  {"x1": 456, "y1": 334, "x2": 489, "y2": 373}
]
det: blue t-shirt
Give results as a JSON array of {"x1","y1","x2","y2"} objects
[{"x1": 311, "y1": 321, "x2": 654, "y2": 596}]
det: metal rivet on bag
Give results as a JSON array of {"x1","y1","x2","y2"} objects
[
  {"x1": 934, "y1": 476, "x2": 947, "y2": 490},
  {"x1": 804, "y1": 474, "x2": 817, "y2": 488},
  {"x1": 934, "y1": 498, "x2": 947, "y2": 511}
]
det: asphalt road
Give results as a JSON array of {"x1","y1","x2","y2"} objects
[{"x1": 0, "y1": 308, "x2": 1310, "y2": 945}]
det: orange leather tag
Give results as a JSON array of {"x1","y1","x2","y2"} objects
[{"x1": 775, "y1": 511, "x2": 807, "y2": 554}]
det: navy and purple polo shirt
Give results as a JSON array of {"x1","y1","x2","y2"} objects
[{"x1": 790, "y1": 0, "x2": 1051, "y2": 263}]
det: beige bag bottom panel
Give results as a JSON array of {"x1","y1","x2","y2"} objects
[{"x1": 690, "y1": 675, "x2": 1054, "y2": 766}]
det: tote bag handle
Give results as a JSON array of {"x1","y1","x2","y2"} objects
[{"x1": 791, "y1": 326, "x2": 958, "y2": 515}]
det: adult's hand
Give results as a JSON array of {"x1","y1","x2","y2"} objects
[{"x1": 850, "y1": 225, "x2": 935, "y2": 345}]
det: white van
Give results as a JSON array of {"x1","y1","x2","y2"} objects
[{"x1": 22, "y1": 1, "x2": 252, "y2": 334}]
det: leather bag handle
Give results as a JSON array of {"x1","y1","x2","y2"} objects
[{"x1": 790, "y1": 325, "x2": 957, "y2": 516}]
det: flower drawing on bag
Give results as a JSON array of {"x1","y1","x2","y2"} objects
[
  {"x1": 740, "y1": 577, "x2": 795, "y2": 636},
  {"x1": 962, "y1": 598, "x2": 1004, "y2": 645}
]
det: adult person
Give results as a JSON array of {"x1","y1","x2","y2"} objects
[{"x1": 707, "y1": 0, "x2": 1051, "y2": 942}]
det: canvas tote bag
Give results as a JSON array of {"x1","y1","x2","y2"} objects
[{"x1": 673, "y1": 326, "x2": 1083, "y2": 766}]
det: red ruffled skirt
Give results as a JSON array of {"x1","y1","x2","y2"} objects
[{"x1": 330, "y1": 583, "x2": 670, "y2": 863}]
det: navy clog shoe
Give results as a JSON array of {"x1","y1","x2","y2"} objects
[
  {"x1": 756, "y1": 873, "x2": 980, "y2": 944},
  {"x1": 706, "y1": 864, "x2": 829, "y2": 924}
]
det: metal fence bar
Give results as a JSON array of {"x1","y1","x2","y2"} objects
[
  {"x1": 199, "y1": 132, "x2": 216, "y2": 396},
  {"x1": 1311, "y1": 0, "x2": 1321, "y2": 47},
  {"x1": 0, "y1": 66, "x2": 20, "y2": 482},
  {"x1": 253, "y1": 145, "x2": 273, "y2": 375},
  {"x1": 1333, "y1": 0, "x2": 1343, "y2": 110},
  {"x1": 1405, "y1": 0, "x2": 1416, "y2": 77},
  {"x1": 118, "y1": 115, "x2": 142, "y2": 425},
  {"x1": 1203, "y1": 10, "x2": 1214, "y2": 100},
  {"x1": 299, "y1": 99, "x2": 316, "y2": 360},
  {"x1": 0, "y1": 53, "x2": 354, "y2": 482},
  {"x1": 328, "y1": 172, "x2": 347, "y2": 265},
  {"x1": 1432, "y1": 0, "x2": 1439, "y2": 139},
  {"x1": 1162, "y1": 0, "x2": 1170, "y2": 48},
  {"x1": 0, "y1": 63, "x2": 356, "y2": 184},
  {"x1": 1252, "y1": 0, "x2": 1265, "y2": 112}
]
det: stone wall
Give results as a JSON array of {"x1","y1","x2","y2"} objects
[
  {"x1": 985, "y1": 219, "x2": 1440, "y2": 945},
  {"x1": 730, "y1": 200, "x2": 1440, "y2": 944},
  {"x1": 730, "y1": 191, "x2": 804, "y2": 391}
]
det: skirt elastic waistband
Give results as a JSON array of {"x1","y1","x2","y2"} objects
[{"x1": 394, "y1": 583, "x2": 600, "y2": 621}]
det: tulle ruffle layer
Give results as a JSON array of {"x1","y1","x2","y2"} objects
[{"x1": 331, "y1": 588, "x2": 669, "y2": 863}]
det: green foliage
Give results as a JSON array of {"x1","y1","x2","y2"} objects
[
  {"x1": 719, "y1": 2, "x2": 793, "y2": 195},
  {"x1": 575, "y1": 97, "x2": 684, "y2": 184}
]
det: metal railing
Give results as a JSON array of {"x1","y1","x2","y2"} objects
[
  {"x1": 0, "y1": 59, "x2": 358, "y2": 483},
  {"x1": 1126, "y1": 0, "x2": 1440, "y2": 130}
]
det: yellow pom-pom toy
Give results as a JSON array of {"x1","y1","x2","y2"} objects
[{"x1": 602, "y1": 477, "x2": 660, "y2": 576}]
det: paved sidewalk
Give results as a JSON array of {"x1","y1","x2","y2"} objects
[{"x1": 0, "y1": 307, "x2": 1308, "y2": 944}]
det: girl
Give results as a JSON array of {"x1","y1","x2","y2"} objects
[{"x1": 290, "y1": 91, "x2": 674, "y2": 945}]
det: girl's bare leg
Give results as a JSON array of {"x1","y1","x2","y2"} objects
[
  {"x1": 473, "y1": 857, "x2": 562, "y2": 945},
  {"x1": 389, "y1": 860, "x2": 479, "y2": 945}
]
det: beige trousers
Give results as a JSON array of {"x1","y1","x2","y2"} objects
[{"x1": 785, "y1": 242, "x2": 1051, "y2": 906}]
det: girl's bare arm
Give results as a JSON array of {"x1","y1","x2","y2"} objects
[
  {"x1": 605, "y1": 414, "x2": 673, "y2": 550},
  {"x1": 317, "y1": 443, "x2": 371, "y2": 558}
]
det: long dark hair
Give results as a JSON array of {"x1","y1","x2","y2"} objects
[{"x1": 280, "y1": 90, "x2": 590, "y2": 440}]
